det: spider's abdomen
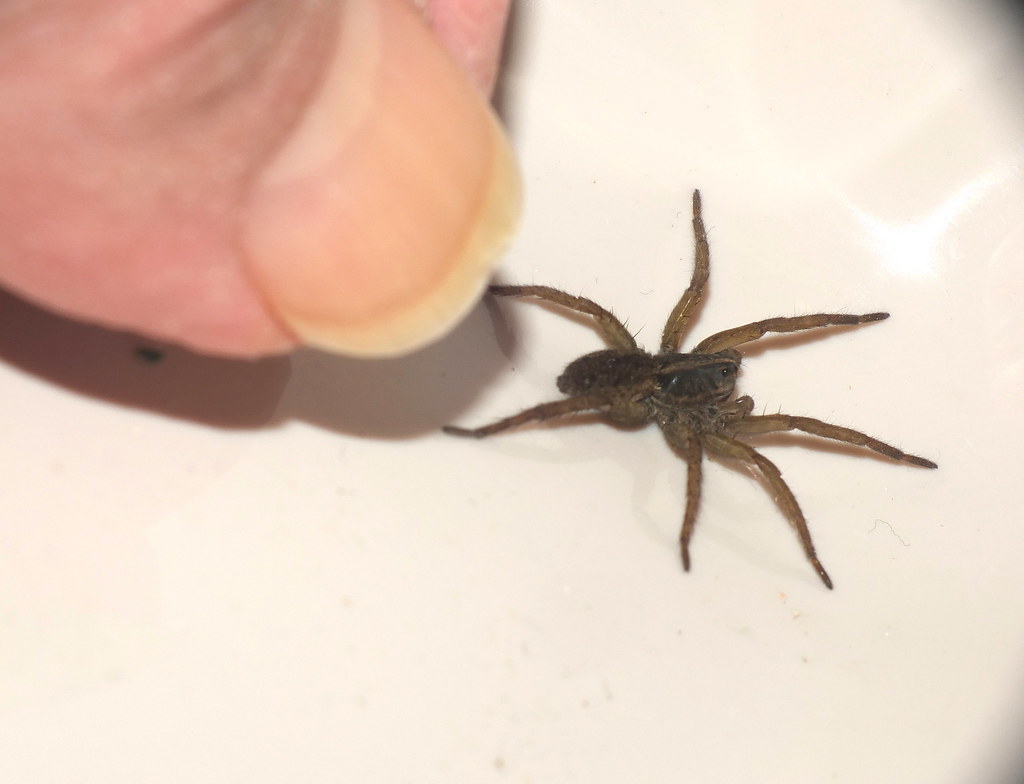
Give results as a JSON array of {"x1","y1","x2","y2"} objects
[{"x1": 557, "y1": 350, "x2": 657, "y2": 396}]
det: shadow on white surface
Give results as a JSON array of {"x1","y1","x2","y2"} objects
[{"x1": 0, "y1": 285, "x2": 520, "y2": 437}]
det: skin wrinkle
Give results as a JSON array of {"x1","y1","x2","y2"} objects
[
  {"x1": 110, "y1": 1, "x2": 303, "y2": 134},
  {"x1": 105, "y1": 2, "x2": 336, "y2": 189}
]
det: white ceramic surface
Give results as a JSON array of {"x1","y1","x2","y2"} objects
[{"x1": 1, "y1": 2, "x2": 1022, "y2": 782}]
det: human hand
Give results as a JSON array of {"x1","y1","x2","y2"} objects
[{"x1": 0, "y1": 0, "x2": 519, "y2": 358}]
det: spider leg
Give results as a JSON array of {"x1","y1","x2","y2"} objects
[
  {"x1": 678, "y1": 437, "x2": 703, "y2": 572},
  {"x1": 443, "y1": 395, "x2": 610, "y2": 439},
  {"x1": 489, "y1": 285, "x2": 637, "y2": 352},
  {"x1": 661, "y1": 427, "x2": 704, "y2": 571},
  {"x1": 702, "y1": 432, "x2": 834, "y2": 589},
  {"x1": 694, "y1": 312, "x2": 888, "y2": 354},
  {"x1": 660, "y1": 189, "x2": 711, "y2": 352},
  {"x1": 727, "y1": 415, "x2": 938, "y2": 469}
]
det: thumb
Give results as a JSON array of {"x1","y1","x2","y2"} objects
[{"x1": 241, "y1": 0, "x2": 521, "y2": 357}]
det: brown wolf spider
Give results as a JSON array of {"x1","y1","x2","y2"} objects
[{"x1": 444, "y1": 190, "x2": 936, "y2": 589}]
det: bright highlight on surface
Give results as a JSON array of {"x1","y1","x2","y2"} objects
[{"x1": 849, "y1": 164, "x2": 1014, "y2": 278}]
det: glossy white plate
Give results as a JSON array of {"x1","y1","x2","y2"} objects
[{"x1": 0, "y1": 2, "x2": 1021, "y2": 782}]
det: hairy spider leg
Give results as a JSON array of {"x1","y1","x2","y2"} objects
[
  {"x1": 489, "y1": 285, "x2": 637, "y2": 352},
  {"x1": 680, "y1": 439, "x2": 703, "y2": 572},
  {"x1": 660, "y1": 189, "x2": 711, "y2": 353},
  {"x1": 661, "y1": 427, "x2": 705, "y2": 572},
  {"x1": 442, "y1": 395, "x2": 610, "y2": 439},
  {"x1": 728, "y1": 415, "x2": 938, "y2": 469},
  {"x1": 694, "y1": 312, "x2": 889, "y2": 354},
  {"x1": 703, "y1": 432, "x2": 834, "y2": 589}
]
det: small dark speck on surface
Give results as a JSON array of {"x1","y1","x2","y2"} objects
[{"x1": 134, "y1": 346, "x2": 165, "y2": 364}]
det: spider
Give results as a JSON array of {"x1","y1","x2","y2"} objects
[{"x1": 444, "y1": 190, "x2": 937, "y2": 589}]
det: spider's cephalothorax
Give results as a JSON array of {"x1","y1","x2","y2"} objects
[{"x1": 444, "y1": 191, "x2": 937, "y2": 589}]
